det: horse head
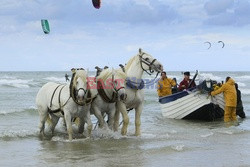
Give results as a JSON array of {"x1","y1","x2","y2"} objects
[
  {"x1": 138, "y1": 48, "x2": 163, "y2": 74},
  {"x1": 112, "y1": 68, "x2": 127, "y2": 101},
  {"x1": 70, "y1": 68, "x2": 88, "y2": 104},
  {"x1": 97, "y1": 68, "x2": 127, "y2": 102}
]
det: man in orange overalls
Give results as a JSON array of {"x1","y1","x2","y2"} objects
[{"x1": 211, "y1": 77, "x2": 237, "y2": 123}]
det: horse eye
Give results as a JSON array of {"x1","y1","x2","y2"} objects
[{"x1": 145, "y1": 58, "x2": 149, "y2": 61}]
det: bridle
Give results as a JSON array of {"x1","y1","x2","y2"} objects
[
  {"x1": 70, "y1": 73, "x2": 93, "y2": 106},
  {"x1": 75, "y1": 87, "x2": 87, "y2": 97},
  {"x1": 124, "y1": 52, "x2": 161, "y2": 87},
  {"x1": 139, "y1": 52, "x2": 159, "y2": 76}
]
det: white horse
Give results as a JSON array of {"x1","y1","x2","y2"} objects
[
  {"x1": 114, "y1": 48, "x2": 163, "y2": 136},
  {"x1": 90, "y1": 68, "x2": 127, "y2": 129},
  {"x1": 36, "y1": 68, "x2": 96, "y2": 141}
]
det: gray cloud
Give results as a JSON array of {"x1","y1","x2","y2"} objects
[
  {"x1": 0, "y1": 0, "x2": 179, "y2": 25},
  {"x1": 204, "y1": 0, "x2": 234, "y2": 15},
  {"x1": 203, "y1": 0, "x2": 250, "y2": 26}
]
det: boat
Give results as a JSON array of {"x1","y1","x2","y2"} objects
[
  {"x1": 159, "y1": 70, "x2": 246, "y2": 121},
  {"x1": 159, "y1": 87, "x2": 225, "y2": 121}
]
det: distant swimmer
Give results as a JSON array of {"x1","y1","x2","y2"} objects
[{"x1": 65, "y1": 73, "x2": 69, "y2": 82}]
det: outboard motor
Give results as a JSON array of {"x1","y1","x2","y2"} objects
[{"x1": 197, "y1": 78, "x2": 213, "y2": 93}]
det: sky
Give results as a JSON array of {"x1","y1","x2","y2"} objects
[{"x1": 0, "y1": 0, "x2": 250, "y2": 71}]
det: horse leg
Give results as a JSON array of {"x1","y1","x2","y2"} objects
[
  {"x1": 84, "y1": 107, "x2": 93, "y2": 137},
  {"x1": 62, "y1": 117, "x2": 67, "y2": 130},
  {"x1": 78, "y1": 116, "x2": 85, "y2": 134},
  {"x1": 49, "y1": 114, "x2": 59, "y2": 135},
  {"x1": 64, "y1": 111, "x2": 73, "y2": 141},
  {"x1": 107, "y1": 108, "x2": 115, "y2": 130},
  {"x1": 93, "y1": 106, "x2": 105, "y2": 129},
  {"x1": 117, "y1": 101, "x2": 129, "y2": 136},
  {"x1": 38, "y1": 106, "x2": 48, "y2": 137},
  {"x1": 113, "y1": 103, "x2": 120, "y2": 131},
  {"x1": 135, "y1": 104, "x2": 143, "y2": 136}
]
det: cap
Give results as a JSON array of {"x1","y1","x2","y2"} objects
[{"x1": 184, "y1": 71, "x2": 190, "y2": 76}]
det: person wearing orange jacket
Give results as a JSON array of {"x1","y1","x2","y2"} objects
[
  {"x1": 210, "y1": 77, "x2": 237, "y2": 122},
  {"x1": 157, "y1": 71, "x2": 176, "y2": 97}
]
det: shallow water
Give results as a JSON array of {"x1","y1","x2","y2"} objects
[{"x1": 0, "y1": 71, "x2": 250, "y2": 167}]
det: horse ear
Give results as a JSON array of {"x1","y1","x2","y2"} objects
[
  {"x1": 71, "y1": 68, "x2": 76, "y2": 73},
  {"x1": 139, "y1": 48, "x2": 142, "y2": 54}
]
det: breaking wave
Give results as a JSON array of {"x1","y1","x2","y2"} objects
[
  {"x1": 0, "y1": 107, "x2": 37, "y2": 116},
  {"x1": 44, "y1": 77, "x2": 67, "y2": 83},
  {"x1": 0, "y1": 78, "x2": 33, "y2": 88},
  {"x1": 198, "y1": 72, "x2": 222, "y2": 81},
  {"x1": 0, "y1": 129, "x2": 38, "y2": 139},
  {"x1": 235, "y1": 75, "x2": 250, "y2": 81},
  {"x1": 241, "y1": 89, "x2": 250, "y2": 95}
]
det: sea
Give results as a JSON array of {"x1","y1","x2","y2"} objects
[{"x1": 0, "y1": 71, "x2": 250, "y2": 167}]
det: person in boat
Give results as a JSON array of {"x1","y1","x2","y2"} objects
[
  {"x1": 210, "y1": 77, "x2": 237, "y2": 122},
  {"x1": 157, "y1": 71, "x2": 176, "y2": 97},
  {"x1": 178, "y1": 71, "x2": 196, "y2": 91},
  {"x1": 235, "y1": 83, "x2": 246, "y2": 118},
  {"x1": 65, "y1": 73, "x2": 70, "y2": 82}
]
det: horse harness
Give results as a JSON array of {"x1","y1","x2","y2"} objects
[
  {"x1": 97, "y1": 73, "x2": 125, "y2": 103},
  {"x1": 48, "y1": 84, "x2": 69, "y2": 116},
  {"x1": 48, "y1": 73, "x2": 94, "y2": 116}
]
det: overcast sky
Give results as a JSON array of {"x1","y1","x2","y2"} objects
[{"x1": 0, "y1": 0, "x2": 250, "y2": 71}]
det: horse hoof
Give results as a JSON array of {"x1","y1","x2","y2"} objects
[
  {"x1": 121, "y1": 130, "x2": 127, "y2": 136},
  {"x1": 135, "y1": 132, "x2": 141, "y2": 136}
]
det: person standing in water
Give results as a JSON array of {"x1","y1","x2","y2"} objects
[
  {"x1": 65, "y1": 73, "x2": 70, "y2": 82},
  {"x1": 210, "y1": 77, "x2": 237, "y2": 123}
]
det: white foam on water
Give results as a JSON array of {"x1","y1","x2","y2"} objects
[
  {"x1": 0, "y1": 109, "x2": 23, "y2": 115},
  {"x1": 169, "y1": 130, "x2": 177, "y2": 134},
  {"x1": 220, "y1": 131, "x2": 233, "y2": 135},
  {"x1": 171, "y1": 144, "x2": 185, "y2": 151},
  {"x1": 240, "y1": 88, "x2": 250, "y2": 95},
  {"x1": 44, "y1": 77, "x2": 66, "y2": 83},
  {"x1": 0, "y1": 75, "x2": 16, "y2": 79},
  {"x1": 0, "y1": 78, "x2": 33, "y2": 88},
  {"x1": 0, "y1": 129, "x2": 38, "y2": 138},
  {"x1": 235, "y1": 75, "x2": 250, "y2": 81},
  {"x1": 198, "y1": 72, "x2": 222, "y2": 81},
  {"x1": 237, "y1": 82, "x2": 246, "y2": 87},
  {"x1": 200, "y1": 132, "x2": 214, "y2": 138},
  {"x1": 92, "y1": 128, "x2": 123, "y2": 140},
  {"x1": 51, "y1": 136, "x2": 90, "y2": 142},
  {"x1": 0, "y1": 107, "x2": 36, "y2": 115}
]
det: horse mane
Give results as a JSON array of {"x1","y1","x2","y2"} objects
[
  {"x1": 125, "y1": 54, "x2": 139, "y2": 72},
  {"x1": 72, "y1": 70, "x2": 87, "y2": 87},
  {"x1": 97, "y1": 68, "x2": 126, "y2": 81}
]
